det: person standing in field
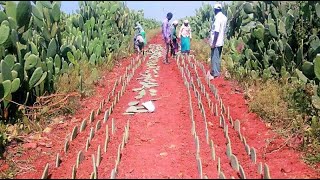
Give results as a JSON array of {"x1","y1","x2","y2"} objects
[
  {"x1": 162, "y1": 12, "x2": 173, "y2": 64},
  {"x1": 170, "y1": 20, "x2": 179, "y2": 58},
  {"x1": 207, "y1": 3, "x2": 227, "y2": 80},
  {"x1": 178, "y1": 19, "x2": 192, "y2": 55}
]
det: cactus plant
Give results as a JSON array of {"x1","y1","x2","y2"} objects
[
  {"x1": 264, "y1": 163, "x2": 271, "y2": 179},
  {"x1": 80, "y1": 119, "x2": 87, "y2": 132},
  {"x1": 96, "y1": 145, "x2": 101, "y2": 167},
  {"x1": 230, "y1": 154, "x2": 240, "y2": 171},
  {"x1": 250, "y1": 147, "x2": 257, "y2": 164},
  {"x1": 71, "y1": 165, "x2": 76, "y2": 179},
  {"x1": 70, "y1": 126, "x2": 78, "y2": 141},
  {"x1": 64, "y1": 140, "x2": 69, "y2": 153},
  {"x1": 239, "y1": 164, "x2": 246, "y2": 179},
  {"x1": 41, "y1": 163, "x2": 49, "y2": 179},
  {"x1": 55, "y1": 153, "x2": 60, "y2": 167},
  {"x1": 76, "y1": 150, "x2": 84, "y2": 168}
]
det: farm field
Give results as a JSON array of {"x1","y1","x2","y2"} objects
[
  {"x1": 0, "y1": 1, "x2": 320, "y2": 179},
  {"x1": 1, "y1": 34, "x2": 318, "y2": 179}
]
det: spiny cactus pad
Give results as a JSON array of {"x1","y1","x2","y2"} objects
[
  {"x1": 41, "y1": 163, "x2": 49, "y2": 179},
  {"x1": 55, "y1": 153, "x2": 60, "y2": 167},
  {"x1": 239, "y1": 164, "x2": 246, "y2": 179},
  {"x1": 219, "y1": 171, "x2": 226, "y2": 179},
  {"x1": 231, "y1": 154, "x2": 240, "y2": 171},
  {"x1": 64, "y1": 140, "x2": 69, "y2": 153},
  {"x1": 80, "y1": 119, "x2": 87, "y2": 132},
  {"x1": 71, "y1": 165, "x2": 76, "y2": 179},
  {"x1": 250, "y1": 147, "x2": 257, "y2": 164},
  {"x1": 264, "y1": 163, "x2": 271, "y2": 179},
  {"x1": 70, "y1": 126, "x2": 78, "y2": 141}
]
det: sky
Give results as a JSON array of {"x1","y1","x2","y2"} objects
[{"x1": 61, "y1": 1, "x2": 230, "y2": 21}]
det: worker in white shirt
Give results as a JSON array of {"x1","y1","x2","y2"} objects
[{"x1": 207, "y1": 3, "x2": 227, "y2": 80}]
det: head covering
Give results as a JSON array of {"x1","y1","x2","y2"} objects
[
  {"x1": 183, "y1": 19, "x2": 189, "y2": 24},
  {"x1": 172, "y1": 20, "x2": 178, "y2": 25},
  {"x1": 214, "y1": 3, "x2": 222, "y2": 10}
]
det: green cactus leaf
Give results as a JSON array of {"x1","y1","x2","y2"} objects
[
  {"x1": 278, "y1": 20, "x2": 286, "y2": 37},
  {"x1": 61, "y1": 60, "x2": 68, "y2": 74},
  {"x1": 40, "y1": 1, "x2": 52, "y2": 9},
  {"x1": 0, "y1": 24, "x2": 10, "y2": 45},
  {"x1": 302, "y1": 61, "x2": 314, "y2": 79},
  {"x1": 51, "y1": 22, "x2": 58, "y2": 38},
  {"x1": 51, "y1": 3, "x2": 60, "y2": 22},
  {"x1": 243, "y1": 2, "x2": 254, "y2": 14},
  {"x1": 32, "y1": 5, "x2": 43, "y2": 20},
  {"x1": 5, "y1": 1, "x2": 17, "y2": 21},
  {"x1": 1, "y1": 60, "x2": 12, "y2": 81},
  {"x1": 29, "y1": 67, "x2": 43, "y2": 88},
  {"x1": 1, "y1": 80, "x2": 12, "y2": 98},
  {"x1": 29, "y1": 42, "x2": 39, "y2": 55},
  {"x1": 34, "y1": 71, "x2": 47, "y2": 87},
  {"x1": 0, "y1": 11, "x2": 8, "y2": 24},
  {"x1": 253, "y1": 27, "x2": 264, "y2": 41},
  {"x1": 11, "y1": 70, "x2": 18, "y2": 79},
  {"x1": 67, "y1": 52, "x2": 76, "y2": 65},
  {"x1": 314, "y1": 54, "x2": 320, "y2": 80},
  {"x1": 268, "y1": 23, "x2": 278, "y2": 38},
  {"x1": 16, "y1": 1, "x2": 32, "y2": 28},
  {"x1": 47, "y1": 39, "x2": 57, "y2": 58},
  {"x1": 11, "y1": 78, "x2": 20, "y2": 93},
  {"x1": 4, "y1": 55, "x2": 16, "y2": 69},
  {"x1": 316, "y1": 3, "x2": 320, "y2": 18},
  {"x1": 295, "y1": 69, "x2": 308, "y2": 83},
  {"x1": 54, "y1": 54, "x2": 61, "y2": 69},
  {"x1": 12, "y1": 63, "x2": 21, "y2": 72},
  {"x1": 7, "y1": 17, "x2": 17, "y2": 30},
  {"x1": 312, "y1": 95, "x2": 320, "y2": 109},
  {"x1": 25, "y1": 54, "x2": 39, "y2": 70}
]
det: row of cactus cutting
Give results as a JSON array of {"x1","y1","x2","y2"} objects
[
  {"x1": 39, "y1": 44, "x2": 164, "y2": 179},
  {"x1": 176, "y1": 53, "x2": 271, "y2": 179},
  {"x1": 39, "y1": 50, "x2": 146, "y2": 179}
]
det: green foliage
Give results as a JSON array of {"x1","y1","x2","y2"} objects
[{"x1": 0, "y1": 1, "x2": 159, "y2": 129}]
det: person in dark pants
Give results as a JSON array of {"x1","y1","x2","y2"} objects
[
  {"x1": 162, "y1": 12, "x2": 173, "y2": 64},
  {"x1": 207, "y1": 4, "x2": 227, "y2": 80},
  {"x1": 170, "y1": 20, "x2": 179, "y2": 57}
]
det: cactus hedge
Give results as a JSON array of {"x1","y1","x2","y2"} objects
[{"x1": 0, "y1": 1, "x2": 160, "y2": 122}]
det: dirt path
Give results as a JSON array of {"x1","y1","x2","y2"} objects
[{"x1": 4, "y1": 33, "x2": 320, "y2": 179}]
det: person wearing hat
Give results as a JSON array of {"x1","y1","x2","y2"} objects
[
  {"x1": 178, "y1": 19, "x2": 192, "y2": 55},
  {"x1": 162, "y1": 12, "x2": 173, "y2": 64},
  {"x1": 170, "y1": 20, "x2": 179, "y2": 57},
  {"x1": 207, "y1": 3, "x2": 227, "y2": 80},
  {"x1": 135, "y1": 22, "x2": 147, "y2": 46}
]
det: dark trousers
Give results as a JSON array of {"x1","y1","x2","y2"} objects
[
  {"x1": 210, "y1": 46, "x2": 223, "y2": 77},
  {"x1": 170, "y1": 39, "x2": 178, "y2": 56}
]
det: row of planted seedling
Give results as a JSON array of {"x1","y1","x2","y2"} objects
[
  {"x1": 40, "y1": 52, "x2": 147, "y2": 179},
  {"x1": 185, "y1": 55, "x2": 256, "y2": 179},
  {"x1": 183, "y1": 54, "x2": 271, "y2": 179},
  {"x1": 176, "y1": 54, "x2": 213, "y2": 179}
]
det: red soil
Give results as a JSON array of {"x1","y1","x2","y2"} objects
[{"x1": 2, "y1": 33, "x2": 319, "y2": 179}]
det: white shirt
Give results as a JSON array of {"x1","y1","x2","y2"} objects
[{"x1": 210, "y1": 12, "x2": 227, "y2": 47}]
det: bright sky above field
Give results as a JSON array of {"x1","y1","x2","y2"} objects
[{"x1": 61, "y1": 1, "x2": 231, "y2": 21}]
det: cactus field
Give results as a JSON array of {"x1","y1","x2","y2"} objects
[
  {"x1": 0, "y1": 33, "x2": 318, "y2": 179},
  {"x1": 1, "y1": 1, "x2": 320, "y2": 179}
]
